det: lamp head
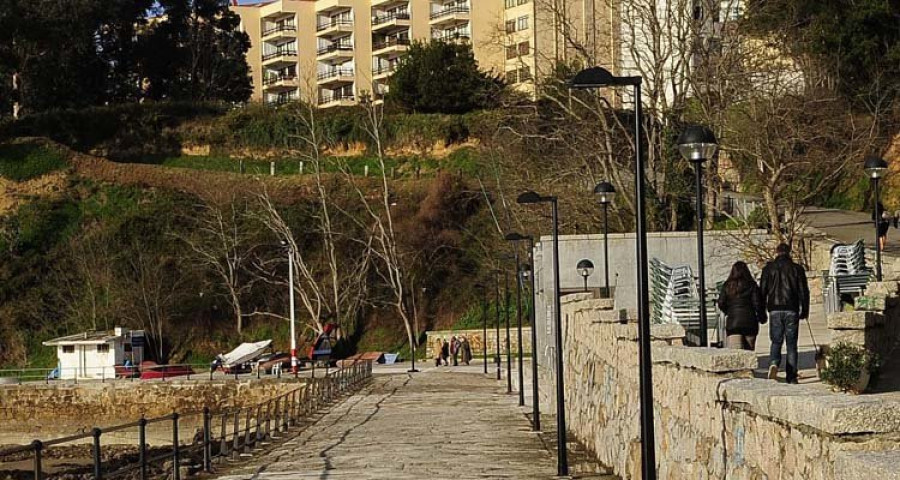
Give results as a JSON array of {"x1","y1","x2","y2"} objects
[
  {"x1": 516, "y1": 191, "x2": 544, "y2": 204},
  {"x1": 569, "y1": 67, "x2": 636, "y2": 88},
  {"x1": 505, "y1": 232, "x2": 526, "y2": 241},
  {"x1": 520, "y1": 262, "x2": 532, "y2": 279},
  {"x1": 593, "y1": 181, "x2": 616, "y2": 204},
  {"x1": 864, "y1": 156, "x2": 888, "y2": 180},
  {"x1": 677, "y1": 125, "x2": 718, "y2": 163},
  {"x1": 576, "y1": 259, "x2": 595, "y2": 278}
]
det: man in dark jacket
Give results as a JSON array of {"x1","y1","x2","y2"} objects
[{"x1": 759, "y1": 243, "x2": 810, "y2": 384}]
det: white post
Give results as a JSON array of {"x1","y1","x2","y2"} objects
[
  {"x1": 270, "y1": 161, "x2": 276, "y2": 176},
  {"x1": 288, "y1": 248, "x2": 298, "y2": 374},
  {"x1": 364, "y1": 165, "x2": 369, "y2": 177}
]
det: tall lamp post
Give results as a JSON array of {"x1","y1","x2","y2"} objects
[
  {"x1": 505, "y1": 233, "x2": 527, "y2": 407},
  {"x1": 865, "y1": 156, "x2": 889, "y2": 281},
  {"x1": 495, "y1": 268, "x2": 502, "y2": 381},
  {"x1": 593, "y1": 181, "x2": 616, "y2": 298},
  {"x1": 503, "y1": 265, "x2": 513, "y2": 394},
  {"x1": 281, "y1": 241, "x2": 298, "y2": 376},
  {"x1": 508, "y1": 233, "x2": 541, "y2": 431},
  {"x1": 475, "y1": 283, "x2": 489, "y2": 374},
  {"x1": 569, "y1": 66, "x2": 655, "y2": 480},
  {"x1": 517, "y1": 190, "x2": 567, "y2": 476},
  {"x1": 576, "y1": 259, "x2": 594, "y2": 293},
  {"x1": 677, "y1": 125, "x2": 719, "y2": 347}
]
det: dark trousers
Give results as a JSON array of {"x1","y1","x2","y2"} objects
[{"x1": 769, "y1": 310, "x2": 799, "y2": 382}]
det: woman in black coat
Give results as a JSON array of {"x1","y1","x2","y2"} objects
[{"x1": 717, "y1": 261, "x2": 767, "y2": 350}]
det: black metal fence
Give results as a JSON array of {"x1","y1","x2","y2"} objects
[{"x1": 0, "y1": 360, "x2": 373, "y2": 480}]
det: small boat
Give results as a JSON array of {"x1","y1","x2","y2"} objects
[{"x1": 215, "y1": 340, "x2": 273, "y2": 371}]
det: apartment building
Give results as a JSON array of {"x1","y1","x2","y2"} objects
[{"x1": 233, "y1": 0, "x2": 618, "y2": 107}]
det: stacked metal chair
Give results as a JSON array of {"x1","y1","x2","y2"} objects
[
  {"x1": 824, "y1": 240, "x2": 871, "y2": 314},
  {"x1": 649, "y1": 258, "x2": 719, "y2": 336}
]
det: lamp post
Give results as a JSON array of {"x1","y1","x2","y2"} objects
[
  {"x1": 593, "y1": 181, "x2": 616, "y2": 298},
  {"x1": 281, "y1": 241, "x2": 298, "y2": 376},
  {"x1": 576, "y1": 259, "x2": 595, "y2": 293},
  {"x1": 517, "y1": 190, "x2": 566, "y2": 476},
  {"x1": 569, "y1": 66, "x2": 655, "y2": 480},
  {"x1": 505, "y1": 233, "x2": 527, "y2": 407},
  {"x1": 475, "y1": 283, "x2": 488, "y2": 374},
  {"x1": 865, "y1": 156, "x2": 889, "y2": 281},
  {"x1": 500, "y1": 264, "x2": 513, "y2": 394},
  {"x1": 520, "y1": 260, "x2": 540, "y2": 431},
  {"x1": 677, "y1": 125, "x2": 719, "y2": 347},
  {"x1": 495, "y1": 268, "x2": 502, "y2": 381}
]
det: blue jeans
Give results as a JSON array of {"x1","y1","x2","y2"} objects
[{"x1": 769, "y1": 311, "x2": 799, "y2": 382}]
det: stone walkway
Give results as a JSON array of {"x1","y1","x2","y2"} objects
[{"x1": 214, "y1": 370, "x2": 577, "y2": 480}]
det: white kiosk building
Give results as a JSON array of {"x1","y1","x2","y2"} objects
[{"x1": 43, "y1": 327, "x2": 138, "y2": 380}]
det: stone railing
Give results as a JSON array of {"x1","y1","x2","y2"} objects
[
  {"x1": 424, "y1": 327, "x2": 532, "y2": 360},
  {"x1": 545, "y1": 293, "x2": 900, "y2": 479}
]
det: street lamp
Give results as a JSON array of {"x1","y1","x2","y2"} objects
[
  {"x1": 593, "y1": 181, "x2": 616, "y2": 298},
  {"x1": 520, "y1": 261, "x2": 540, "y2": 430},
  {"x1": 495, "y1": 268, "x2": 502, "y2": 381},
  {"x1": 576, "y1": 259, "x2": 594, "y2": 293},
  {"x1": 475, "y1": 283, "x2": 488, "y2": 374},
  {"x1": 505, "y1": 233, "x2": 527, "y2": 407},
  {"x1": 677, "y1": 125, "x2": 718, "y2": 348},
  {"x1": 569, "y1": 66, "x2": 655, "y2": 480},
  {"x1": 865, "y1": 156, "x2": 889, "y2": 281},
  {"x1": 502, "y1": 263, "x2": 513, "y2": 394},
  {"x1": 516, "y1": 190, "x2": 566, "y2": 476},
  {"x1": 281, "y1": 241, "x2": 298, "y2": 376}
]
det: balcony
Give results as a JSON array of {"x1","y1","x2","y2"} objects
[
  {"x1": 372, "y1": 0, "x2": 406, "y2": 7},
  {"x1": 316, "y1": 18, "x2": 353, "y2": 37},
  {"x1": 432, "y1": 31, "x2": 471, "y2": 44},
  {"x1": 317, "y1": 67, "x2": 355, "y2": 86},
  {"x1": 262, "y1": 23, "x2": 297, "y2": 41},
  {"x1": 372, "y1": 36, "x2": 410, "y2": 55},
  {"x1": 317, "y1": 43, "x2": 354, "y2": 62},
  {"x1": 372, "y1": 64, "x2": 399, "y2": 80},
  {"x1": 263, "y1": 74, "x2": 299, "y2": 91},
  {"x1": 318, "y1": 94, "x2": 356, "y2": 108},
  {"x1": 429, "y1": 5, "x2": 470, "y2": 26},
  {"x1": 262, "y1": 48, "x2": 299, "y2": 66},
  {"x1": 371, "y1": 11, "x2": 411, "y2": 32},
  {"x1": 268, "y1": 92, "x2": 299, "y2": 106}
]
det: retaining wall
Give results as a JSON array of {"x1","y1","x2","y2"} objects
[
  {"x1": 424, "y1": 327, "x2": 532, "y2": 360},
  {"x1": 545, "y1": 293, "x2": 900, "y2": 479}
]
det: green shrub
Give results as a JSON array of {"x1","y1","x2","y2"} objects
[
  {"x1": 820, "y1": 342, "x2": 879, "y2": 393},
  {"x1": 0, "y1": 143, "x2": 68, "y2": 181}
]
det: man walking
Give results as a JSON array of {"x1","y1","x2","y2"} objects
[{"x1": 760, "y1": 243, "x2": 810, "y2": 384}]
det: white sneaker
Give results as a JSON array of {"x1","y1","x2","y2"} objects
[{"x1": 768, "y1": 365, "x2": 779, "y2": 380}]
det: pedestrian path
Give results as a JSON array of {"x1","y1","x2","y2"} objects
[{"x1": 214, "y1": 370, "x2": 574, "y2": 479}]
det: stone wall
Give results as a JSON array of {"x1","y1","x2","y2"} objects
[
  {"x1": 0, "y1": 378, "x2": 304, "y2": 443},
  {"x1": 545, "y1": 293, "x2": 900, "y2": 479},
  {"x1": 424, "y1": 327, "x2": 532, "y2": 360}
]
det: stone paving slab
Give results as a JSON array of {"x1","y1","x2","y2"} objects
[{"x1": 214, "y1": 371, "x2": 561, "y2": 479}]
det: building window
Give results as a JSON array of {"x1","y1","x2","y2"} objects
[
  {"x1": 517, "y1": 15, "x2": 529, "y2": 31},
  {"x1": 505, "y1": 0, "x2": 516, "y2": 8},
  {"x1": 62, "y1": 345, "x2": 75, "y2": 354},
  {"x1": 97, "y1": 344, "x2": 110, "y2": 353},
  {"x1": 505, "y1": 69, "x2": 518, "y2": 84},
  {"x1": 506, "y1": 44, "x2": 518, "y2": 59},
  {"x1": 518, "y1": 0, "x2": 529, "y2": 5},
  {"x1": 505, "y1": 20, "x2": 516, "y2": 33},
  {"x1": 519, "y1": 66, "x2": 532, "y2": 81},
  {"x1": 518, "y1": 41, "x2": 530, "y2": 55}
]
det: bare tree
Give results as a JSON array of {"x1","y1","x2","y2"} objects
[{"x1": 178, "y1": 197, "x2": 260, "y2": 334}]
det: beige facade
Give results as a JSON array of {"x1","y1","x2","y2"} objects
[{"x1": 233, "y1": 0, "x2": 616, "y2": 107}]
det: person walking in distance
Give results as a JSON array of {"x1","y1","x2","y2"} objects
[
  {"x1": 760, "y1": 243, "x2": 810, "y2": 384},
  {"x1": 450, "y1": 336, "x2": 460, "y2": 366},
  {"x1": 718, "y1": 261, "x2": 767, "y2": 351}
]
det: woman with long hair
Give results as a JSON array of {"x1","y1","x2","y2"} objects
[{"x1": 717, "y1": 261, "x2": 767, "y2": 350}]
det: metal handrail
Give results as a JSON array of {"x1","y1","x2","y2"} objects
[
  {"x1": 0, "y1": 360, "x2": 373, "y2": 480},
  {"x1": 316, "y1": 18, "x2": 353, "y2": 31},
  {"x1": 263, "y1": 74, "x2": 297, "y2": 86},
  {"x1": 432, "y1": 31, "x2": 471, "y2": 42},
  {"x1": 372, "y1": 11, "x2": 410, "y2": 25},
  {"x1": 318, "y1": 94, "x2": 355, "y2": 105},
  {"x1": 372, "y1": 64, "x2": 398, "y2": 75},
  {"x1": 316, "y1": 43, "x2": 354, "y2": 55},
  {"x1": 262, "y1": 23, "x2": 297, "y2": 36},
  {"x1": 430, "y1": 5, "x2": 470, "y2": 19},
  {"x1": 262, "y1": 48, "x2": 298, "y2": 61},
  {"x1": 317, "y1": 68, "x2": 354, "y2": 80},
  {"x1": 373, "y1": 36, "x2": 410, "y2": 51}
]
